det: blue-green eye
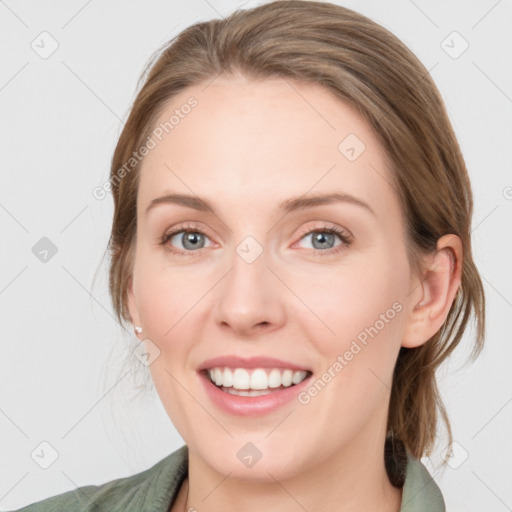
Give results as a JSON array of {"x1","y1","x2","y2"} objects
[
  {"x1": 295, "y1": 225, "x2": 352, "y2": 255},
  {"x1": 160, "y1": 222, "x2": 352, "y2": 257},
  {"x1": 160, "y1": 222, "x2": 212, "y2": 255}
]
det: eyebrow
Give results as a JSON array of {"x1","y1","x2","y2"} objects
[{"x1": 144, "y1": 191, "x2": 376, "y2": 217}]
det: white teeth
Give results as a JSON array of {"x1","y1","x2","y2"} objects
[
  {"x1": 233, "y1": 368, "x2": 250, "y2": 389},
  {"x1": 214, "y1": 368, "x2": 223, "y2": 386},
  {"x1": 225, "y1": 388, "x2": 272, "y2": 396},
  {"x1": 281, "y1": 369, "x2": 293, "y2": 387},
  {"x1": 250, "y1": 369, "x2": 268, "y2": 390},
  {"x1": 206, "y1": 367, "x2": 309, "y2": 390},
  {"x1": 223, "y1": 368, "x2": 233, "y2": 387},
  {"x1": 268, "y1": 369, "x2": 282, "y2": 388},
  {"x1": 292, "y1": 370, "x2": 306, "y2": 384}
]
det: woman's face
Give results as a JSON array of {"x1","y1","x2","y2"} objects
[{"x1": 128, "y1": 76, "x2": 422, "y2": 480}]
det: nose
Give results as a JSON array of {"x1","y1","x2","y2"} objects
[{"x1": 212, "y1": 238, "x2": 286, "y2": 337}]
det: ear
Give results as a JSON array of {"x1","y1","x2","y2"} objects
[{"x1": 401, "y1": 234, "x2": 463, "y2": 348}]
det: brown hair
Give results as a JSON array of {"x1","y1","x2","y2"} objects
[{"x1": 107, "y1": 0, "x2": 485, "y2": 465}]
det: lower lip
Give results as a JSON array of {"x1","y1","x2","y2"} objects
[{"x1": 199, "y1": 371, "x2": 313, "y2": 416}]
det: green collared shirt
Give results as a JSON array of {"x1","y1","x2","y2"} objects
[{"x1": 10, "y1": 445, "x2": 445, "y2": 511}]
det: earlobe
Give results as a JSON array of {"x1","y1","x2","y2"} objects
[{"x1": 401, "y1": 234, "x2": 462, "y2": 349}]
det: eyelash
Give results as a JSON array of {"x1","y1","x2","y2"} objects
[{"x1": 159, "y1": 222, "x2": 352, "y2": 257}]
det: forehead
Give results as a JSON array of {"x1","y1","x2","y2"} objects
[{"x1": 137, "y1": 76, "x2": 400, "y2": 222}]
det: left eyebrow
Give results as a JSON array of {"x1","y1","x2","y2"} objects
[
  {"x1": 144, "y1": 191, "x2": 377, "y2": 217},
  {"x1": 279, "y1": 192, "x2": 377, "y2": 217}
]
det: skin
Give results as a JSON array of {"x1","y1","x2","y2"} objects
[{"x1": 127, "y1": 74, "x2": 462, "y2": 512}]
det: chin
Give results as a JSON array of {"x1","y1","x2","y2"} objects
[{"x1": 192, "y1": 436, "x2": 310, "y2": 483}]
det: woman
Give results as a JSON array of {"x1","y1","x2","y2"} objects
[{"x1": 12, "y1": 1, "x2": 485, "y2": 510}]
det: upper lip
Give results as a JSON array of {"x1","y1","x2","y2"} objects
[{"x1": 197, "y1": 356, "x2": 312, "y2": 372}]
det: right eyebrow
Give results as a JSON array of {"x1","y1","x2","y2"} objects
[{"x1": 144, "y1": 191, "x2": 377, "y2": 218}]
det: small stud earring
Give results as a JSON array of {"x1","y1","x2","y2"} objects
[
  {"x1": 417, "y1": 301, "x2": 425, "y2": 308},
  {"x1": 134, "y1": 325, "x2": 143, "y2": 334}
]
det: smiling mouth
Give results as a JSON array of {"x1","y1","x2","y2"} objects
[{"x1": 203, "y1": 367, "x2": 313, "y2": 396}]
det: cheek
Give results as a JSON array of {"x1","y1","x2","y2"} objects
[
  {"x1": 145, "y1": 359, "x2": 196, "y2": 443},
  {"x1": 134, "y1": 258, "x2": 202, "y2": 339},
  {"x1": 298, "y1": 263, "x2": 406, "y2": 428},
  {"x1": 291, "y1": 253, "x2": 408, "y2": 352}
]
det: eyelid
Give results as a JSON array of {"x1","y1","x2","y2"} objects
[
  {"x1": 294, "y1": 221, "x2": 352, "y2": 241},
  {"x1": 291, "y1": 222, "x2": 352, "y2": 255},
  {"x1": 160, "y1": 220, "x2": 352, "y2": 256},
  {"x1": 160, "y1": 221, "x2": 213, "y2": 245}
]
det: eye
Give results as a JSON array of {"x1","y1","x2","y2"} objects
[
  {"x1": 159, "y1": 221, "x2": 352, "y2": 257},
  {"x1": 159, "y1": 222, "x2": 213, "y2": 256},
  {"x1": 294, "y1": 223, "x2": 352, "y2": 255}
]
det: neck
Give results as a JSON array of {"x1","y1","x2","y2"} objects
[{"x1": 179, "y1": 433, "x2": 403, "y2": 512}]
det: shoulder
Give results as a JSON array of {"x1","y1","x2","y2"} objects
[
  {"x1": 9, "y1": 445, "x2": 189, "y2": 512},
  {"x1": 400, "y1": 451, "x2": 446, "y2": 512}
]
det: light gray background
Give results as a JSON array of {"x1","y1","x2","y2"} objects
[{"x1": 1, "y1": 0, "x2": 511, "y2": 510}]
